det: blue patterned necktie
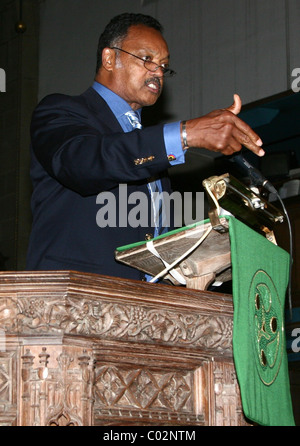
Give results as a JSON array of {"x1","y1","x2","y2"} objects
[
  {"x1": 125, "y1": 111, "x2": 168, "y2": 236},
  {"x1": 125, "y1": 111, "x2": 142, "y2": 130}
]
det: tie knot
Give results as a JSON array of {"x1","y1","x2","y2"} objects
[{"x1": 125, "y1": 111, "x2": 142, "y2": 129}]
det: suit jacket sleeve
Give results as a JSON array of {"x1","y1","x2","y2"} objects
[{"x1": 30, "y1": 88, "x2": 171, "y2": 196}]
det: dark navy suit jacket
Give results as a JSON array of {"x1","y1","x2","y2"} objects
[{"x1": 26, "y1": 87, "x2": 173, "y2": 280}]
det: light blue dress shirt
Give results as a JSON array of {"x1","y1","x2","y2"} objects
[{"x1": 92, "y1": 81, "x2": 186, "y2": 166}]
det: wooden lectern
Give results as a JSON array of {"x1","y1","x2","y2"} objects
[
  {"x1": 114, "y1": 173, "x2": 285, "y2": 291},
  {"x1": 0, "y1": 270, "x2": 248, "y2": 426},
  {"x1": 115, "y1": 218, "x2": 231, "y2": 291}
]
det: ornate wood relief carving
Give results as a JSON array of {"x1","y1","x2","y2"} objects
[
  {"x1": 0, "y1": 271, "x2": 247, "y2": 426},
  {"x1": 93, "y1": 365, "x2": 201, "y2": 425},
  {"x1": 0, "y1": 351, "x2": 16, "y2": 425},
  {"x1": 213, "y1": 361, "x2": 248, "y2": 426},
  {"x1": 1, "y1": 296, "x2": 232, "y2": 355},
  {"x1": 19, "y1": 346, "x2": 95, "y2": 426}
]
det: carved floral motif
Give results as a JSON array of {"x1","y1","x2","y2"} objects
[
  {"x1": 1, "y1": 296, "x2": 232, "y2": 353},
  {"x1": 94, "y1": 365, "x2": 194, "y2": 423}
]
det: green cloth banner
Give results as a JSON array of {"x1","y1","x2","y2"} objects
[{"x1": 228, "y1": 216, "x2": 295, "y2": 426}]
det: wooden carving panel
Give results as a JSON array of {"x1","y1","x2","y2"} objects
[
  {"x1": 0, "y1": 271, "x2": 248, "y2": 425},
  {"x1": 0, "y1": 351, "x2": 17, "y2": 425},
  {"x1": 94, "y1": 364, "x2": 200, "y2": 426},
  {"x1": 212, "y1": 361, "x2": 248, "y2": 426},
  {"x1": 19, "y1": 345, "x2": 94, "y2": 426},
  {"x1": 0, "y1": 294, "x2": 233, "y2": 356},
  {"x1": 93, "y1": 360, "x2": 248, "y2": 426}
]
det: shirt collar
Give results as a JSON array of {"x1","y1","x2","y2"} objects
[{"x1": 92, "y1": 81, "x2": 142, "y2": 127}]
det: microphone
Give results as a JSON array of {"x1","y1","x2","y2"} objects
[
  {"x1": 230, "y1": 154, "x2": 293, "y2": 318},
  {"x1": 229, "y1": 153, "x2": 277, "y2": 194}
]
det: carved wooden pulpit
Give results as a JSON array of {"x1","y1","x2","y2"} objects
[
  {"x1": 0, "y1": 270, "x2": 248, "y2": 426},
  {"x1": 0, "y1": 176, "x2": 286, "y2": 426}
]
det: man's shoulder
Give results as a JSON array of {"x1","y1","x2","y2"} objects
[
  {"x1": 31, "y1": 87, "x2": 116, "y2": 130},
  {"x1": 38, "y1": 87, "x2": 99, "y2": 108}
]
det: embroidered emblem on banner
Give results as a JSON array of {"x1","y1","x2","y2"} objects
[{"x1": 249, "y1": 270, "x2": 284, "y2": 386}]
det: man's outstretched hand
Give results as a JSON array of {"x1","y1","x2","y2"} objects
[{"x1": 184, "y1": 94, "x2": 264, "y2": 157}]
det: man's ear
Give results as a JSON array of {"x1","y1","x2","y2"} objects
[{"x1": 102, "y1": 48, "x2": 115, "y2": 71}]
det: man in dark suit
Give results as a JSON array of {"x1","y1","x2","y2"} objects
[{"x1": 26, "y1": 13, "x2": 264, "y2": 280}]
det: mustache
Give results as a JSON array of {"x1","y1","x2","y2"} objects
[{"x1": 145, "y1": 77, "x2": 162, "y2": 93}]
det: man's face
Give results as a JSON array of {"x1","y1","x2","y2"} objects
[{"x1": 108, "y1": 25, "x2": 170, "y2": 110}]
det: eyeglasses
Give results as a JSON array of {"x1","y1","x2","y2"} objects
[{"x1": 110, "y1": 47, "x2": 176, "y2": 78}]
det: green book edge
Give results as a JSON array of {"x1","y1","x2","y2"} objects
[{"x1": 115, "y1": 218, "x2": 211, "y2": 252}]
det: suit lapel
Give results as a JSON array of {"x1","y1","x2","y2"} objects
[{"x1": 81, "y1": 87, "x2": 124, "y2": 132}]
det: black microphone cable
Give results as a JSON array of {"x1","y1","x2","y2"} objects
[{"x1": 270, "y1": 189, "x2": 293, "y2": 320}]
